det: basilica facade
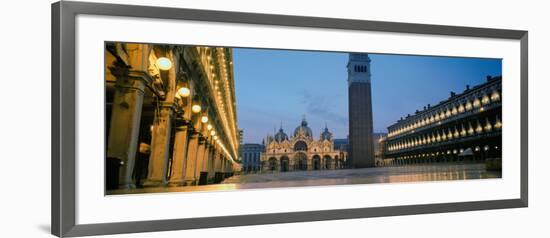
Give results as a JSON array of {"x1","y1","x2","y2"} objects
[{"x1": 261, "y1": 118, "x2": 347, "y2": 172}]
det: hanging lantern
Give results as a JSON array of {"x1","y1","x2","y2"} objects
[
  {"x1": 156, "y1": 57, "x2": 172, "y2": 70},
  {"x1": 191, "y1": 104, "x2": 202, "y2": 113}
]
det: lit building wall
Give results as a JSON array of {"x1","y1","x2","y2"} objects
[
  {"x1": 104, "y1": 43, "x2": 240, "y2": 189},
  {"x1": 384, "y1": 76, "x2": 502, "y2": 165}
]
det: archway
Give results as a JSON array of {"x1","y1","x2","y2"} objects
[
  {"x1": 268, "y1": 157, "x2": 277, "y2": 171},
  {"x1": 324, "y1": 155, "x2": 332, "y2": 169},
  {"x1": 295, "y1": 153, "x2": 308, "y2": 171},
  {"x1": 280, "y1": 156, "x2": 290, "y2": 172},
  {"x1": 312, "y1": 155, "x2": 321, "y2": 170}
]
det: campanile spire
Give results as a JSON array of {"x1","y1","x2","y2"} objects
[{"x1": 347, "y1": 53, "x2": 375, "y2": 168}]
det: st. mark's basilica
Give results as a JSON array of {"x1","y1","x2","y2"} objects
[{"x1": 261, "y1": 117, "x2": 347, "y2": 172}]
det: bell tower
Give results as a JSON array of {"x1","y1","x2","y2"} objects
[{"x1": 347, "y1": 53, "x2": 375, "y2": 168}]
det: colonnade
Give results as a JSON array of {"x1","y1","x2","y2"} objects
[
  {"x1": 105, "y1": 43, "x2": 239, "y2": 189},
  {"x1": 382, "y1": 75, "x2": 502, "y2": 169}
]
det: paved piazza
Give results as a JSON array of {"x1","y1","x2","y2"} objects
[{"x1": 108, "y1": 162, "x2": 501, "y2": 195}]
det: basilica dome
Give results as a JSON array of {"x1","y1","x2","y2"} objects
[
  {"x1": 320, "y1": 125, "x2": 333, "y2": 141},
  {"x1": 294, "y1": 118, "x2": 313, "y2": 138},
  {"x1": 274, "y1": 127, "x2": 289, "y2": 142}
]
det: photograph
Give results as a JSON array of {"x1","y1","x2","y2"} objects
[{"x1": 105, "y1": 42, "x2": 502, "y2": 195}]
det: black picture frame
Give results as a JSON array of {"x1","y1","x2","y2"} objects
[{"x1": 52, "y1": 1, "x2": 528, "y2": 237}]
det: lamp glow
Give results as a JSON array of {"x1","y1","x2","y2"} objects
[
  {"x1": 201, "y1": 116, "x2": 209, "y2": 123},
  {"x1": 211, "y1": 130, "x2": 216, "y2": 136},
  {"x1": 177, "y1": 87, "x2": 190, "y2": 98},
  {"x1": 207, "y1": 124, "x2": 213, "y2": 131},
  {"x1": 156, "y1": 57, "x2": 172, "y2": 70},
  {"x1": 191, "y1": 104, "x2": 201, "y2": 113}
]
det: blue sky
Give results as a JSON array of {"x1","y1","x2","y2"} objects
[{"x1": 232, "y1": 48, "x2": 501, "y2": 144}]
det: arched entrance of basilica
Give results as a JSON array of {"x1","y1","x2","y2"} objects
[
  {"x1": 324, "y1": 155, "x2": 332, "y2": 169},
  {"x1": 268, "y1": 157, "x2": 277, "y2": 171},
  {"x1": 280, "y1": 156, "x2": 290, "y2": 172},
  {"x1": 295, "y1": 152, "x2": 308, "y2": 171},
  {"x1": 312, "y1": 155, "x2": 321, "y2": 170}
]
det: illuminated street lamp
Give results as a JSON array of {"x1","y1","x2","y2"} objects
[
  {"x1": 156, "y1": 57, "x2": 172, "y2": 70},
  {"x1": 211, "y1": 130, "x2": 216, "y2": 136},
  {"x1": 201, "y1": 115, "x2": 209, "y2": 123},
  {"x1": 176, "y1": 87, "x2": 190, "y2": 98},
  {"x1": 191, "y1": 104, "x2": 202, "y2": 113},
  {"x1": 207, "y1": 124, "x2": 213, "y2": 131}
]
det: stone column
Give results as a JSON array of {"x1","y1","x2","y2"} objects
[
  {"x1": 228, "y1": 160, "x2": 233, "y2": 173},
  {"x1": 213, "y1": 155, "x2": 223, "y2": 183},
  {"x1": 184, "y1": 133, "x2": 200, "y2": 185},
  {"x1": 220, "y1": 157, "x2": 226, "y2": 173},
  {"x1": 167, "y1": 120, "x2": 189, "y2": 186},
  {"x1": 194, "y1": 138, "x2": 206, "y2": 181},
  {"x1": 207, "y1": 147, "x2": 216, "y2": 180},
  {"x1": 215, "y1": 153, "x2": 222, "y2": 173},
  {"x1": 106, "y1": 72, "x2": 148, "y2": 189},
  {"x1": 143, "y1": 104, "x2": 174, "y2": 187},
  {"x1": 201, "y1": 142, "x2": 211, "y2": 173}
]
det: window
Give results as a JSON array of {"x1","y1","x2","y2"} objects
[{"x1": 294, "y1": 140, "x2": 308, "y2": 151}]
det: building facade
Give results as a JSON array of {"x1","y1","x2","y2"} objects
[
  {"x1": 372, "y1": 133, "x2": 388, "y2": 166},
  {"x1": 261, "y1": 118, "x2": 347, "y2": 172},
  {"x1": 333, "y1": 138, "x2": 349, "y2": 168},
  {"x1": 105, "y1": 43, "x2": 240, "y2": 189},
  {"x1": 241, "y1": 143, "x2": 264, "y2": 173},
  {"x1": 384, "y1": 76, "x2": 502, "y2": 165},
  {"x1": 347, "y1": 53, "x2": 376, "y2": 168}
]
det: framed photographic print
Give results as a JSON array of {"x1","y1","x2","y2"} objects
[{"x1": 52, "y1": 1, "x2": 528, "y2": 237}]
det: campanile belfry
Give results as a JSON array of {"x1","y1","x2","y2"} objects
[{"x1": 347, "y1": 53, "x2": 375, "y2": 168}]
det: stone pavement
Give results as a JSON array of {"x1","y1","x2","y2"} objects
[{"x1": 107, "y1": 162, "x2": 500, "y2": 195}]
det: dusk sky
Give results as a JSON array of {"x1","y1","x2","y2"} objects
[{"x1": 232, "y1": 48, "x2": 502, "y2": 144}]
